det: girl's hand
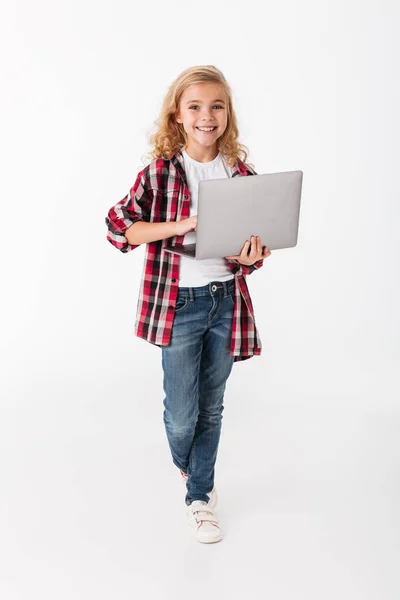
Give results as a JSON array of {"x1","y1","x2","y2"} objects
[
  {"x1": 175, "y1": 215, "x2": 197, "y2": 236},
  {"x1": 225, "y1": 236, "x2": 271, "y2": 265}
]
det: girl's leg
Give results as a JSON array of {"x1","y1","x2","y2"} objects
[
  {"x1": 184, "y1": 281, "x2": 235, "y2": 505},
  {"x1": 161, "y1": 287, "x2": 206, "y2": 476},
  {"x1": 161, "y1": 279, "x2": 235, "y2": 505}
]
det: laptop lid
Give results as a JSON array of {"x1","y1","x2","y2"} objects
[
  {"x1": 193, "y1": 170, "x2": 303, "y2": 259},
  {"x1": 164, "y1": 169, "x2": 303, "y2": 260}
]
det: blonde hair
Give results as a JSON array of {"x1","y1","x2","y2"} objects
[{"x1": 143, "y1": 65, "x2": 254, "y2": 169}]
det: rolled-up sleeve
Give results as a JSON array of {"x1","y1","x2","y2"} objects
[
  {"x1": 226, "y1": 258, "x2": 265, "y2": 277},
  {"x1": 105, "y1": 170, "x2": 152, "y2": 253}
]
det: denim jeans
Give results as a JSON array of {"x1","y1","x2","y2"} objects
[{"x1": 161, "y1": 278, "x2": 236, "y2": 505}]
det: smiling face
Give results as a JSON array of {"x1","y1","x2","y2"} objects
[{"x1": 175, "y1": 82, "x2": 228, "y2": 161}]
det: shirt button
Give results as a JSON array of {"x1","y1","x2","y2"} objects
[
  {"x1": 184, "y1": 195, "x2": 188, "y2": 199},
  {"x1": 172, "y1": 278, "x2": 176, "y2": 282},
  {"x1": 169, "y1": 305, "x2": 174, "y2": 309}
]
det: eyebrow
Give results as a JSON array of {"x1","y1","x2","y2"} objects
[{"x1": 185, "y1": 99, "x2": 226, "y2": 104}]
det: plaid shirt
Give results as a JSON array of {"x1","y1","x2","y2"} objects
[{"x1": 105, "y1": 149, "x2": 264, "y2": 362}]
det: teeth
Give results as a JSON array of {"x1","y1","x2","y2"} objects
[{"x1": 197, "y1": 127, "x2": 215, "y2": 131}]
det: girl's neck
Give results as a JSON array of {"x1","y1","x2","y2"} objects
[{"x1": 182, "y1": 143, "x2": 219, "y2": 164}]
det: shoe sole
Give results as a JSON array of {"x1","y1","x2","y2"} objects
[{"x1": 197, "y1": 534, "x2": 223, "y2": 543}]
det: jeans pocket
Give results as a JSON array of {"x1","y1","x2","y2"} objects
[
  {"x1": 175, "y1": 294, "x2": 189, "y2": 314},
  {"x1": 227, "y1": 292, "x2": 235, "y2": 307}
]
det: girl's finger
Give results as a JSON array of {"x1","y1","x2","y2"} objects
[{"x1": 243, "y1": 240, "x2": 251, "y2": 255}]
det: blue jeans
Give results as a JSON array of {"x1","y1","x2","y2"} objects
[{"x1": 161, "y1": 278, "x2": 236, "y2": 505}]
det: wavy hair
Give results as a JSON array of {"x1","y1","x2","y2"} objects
[{"x1": 142, "y1": 65, "x2": 254, "y2": 169}]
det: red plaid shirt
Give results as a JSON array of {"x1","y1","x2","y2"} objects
[{"x1": 105, "y1": 150, "x2": 264, "y2": 362}]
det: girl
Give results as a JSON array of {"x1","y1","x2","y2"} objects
[{"x1": 105, "y1": 65, "x2": 271, "y2": 544}]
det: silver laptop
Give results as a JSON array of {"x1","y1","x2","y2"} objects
[{"x1": 163, "y1": 170, "x2": 303, "y2": 260}]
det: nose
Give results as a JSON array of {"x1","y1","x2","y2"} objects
[{"x1": 200, "y1": 108, "x2": 215, "y2": 120}]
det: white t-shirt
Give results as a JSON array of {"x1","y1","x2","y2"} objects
[{"x1": 178, "y1": 148, "x2": 235, "y2": 287}]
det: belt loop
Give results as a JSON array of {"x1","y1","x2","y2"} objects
[
  {"x1": 189, "y1": 286, "x2": 194, "y2": 301},
  {"x1": 223, "y1": 280, "x2": 228, "y2": 298}
]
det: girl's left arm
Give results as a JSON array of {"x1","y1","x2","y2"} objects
[{"x1": 226, "y1": 258, "x2": 265, "y2": 277}]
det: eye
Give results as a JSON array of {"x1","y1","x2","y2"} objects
[{"x1": 188, "y1": 105, "x2": 224, "y2": 110}]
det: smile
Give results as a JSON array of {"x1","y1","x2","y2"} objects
[{"x1": 196, "y1": 127, "x2": 217, "y2": 132}]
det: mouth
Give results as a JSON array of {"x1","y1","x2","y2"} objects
[{"x1": 196, "y1": 126, "x2": 217, "y2": 133}]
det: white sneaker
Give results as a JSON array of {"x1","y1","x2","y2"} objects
[
  {"x1": 206, "y1": 486, "x2": 218, "y2": 510},
  {"x1": 180, "y1": 470, "x2": 218, "y2": 509},
  {"x1": 187, "y1": 500, "x2": 222, "y2": 544}
]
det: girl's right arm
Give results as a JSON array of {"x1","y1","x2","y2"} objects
[
  {"x1": 125, "y1": 220, "x2": 176, "y2": 245},
  {"x1": 105, "y1": 171, "x2": 151, "y2": 253},
  {"x1": 105, "y1": 170, "x2": 197, "y2": 252},
  {"x1": 126, "y1": 215, "x2": 197, "y2": 245}
]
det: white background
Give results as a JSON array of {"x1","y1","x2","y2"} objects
[{"x1": 1, "y1": 0, "x2": 399, "y2": 598}]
